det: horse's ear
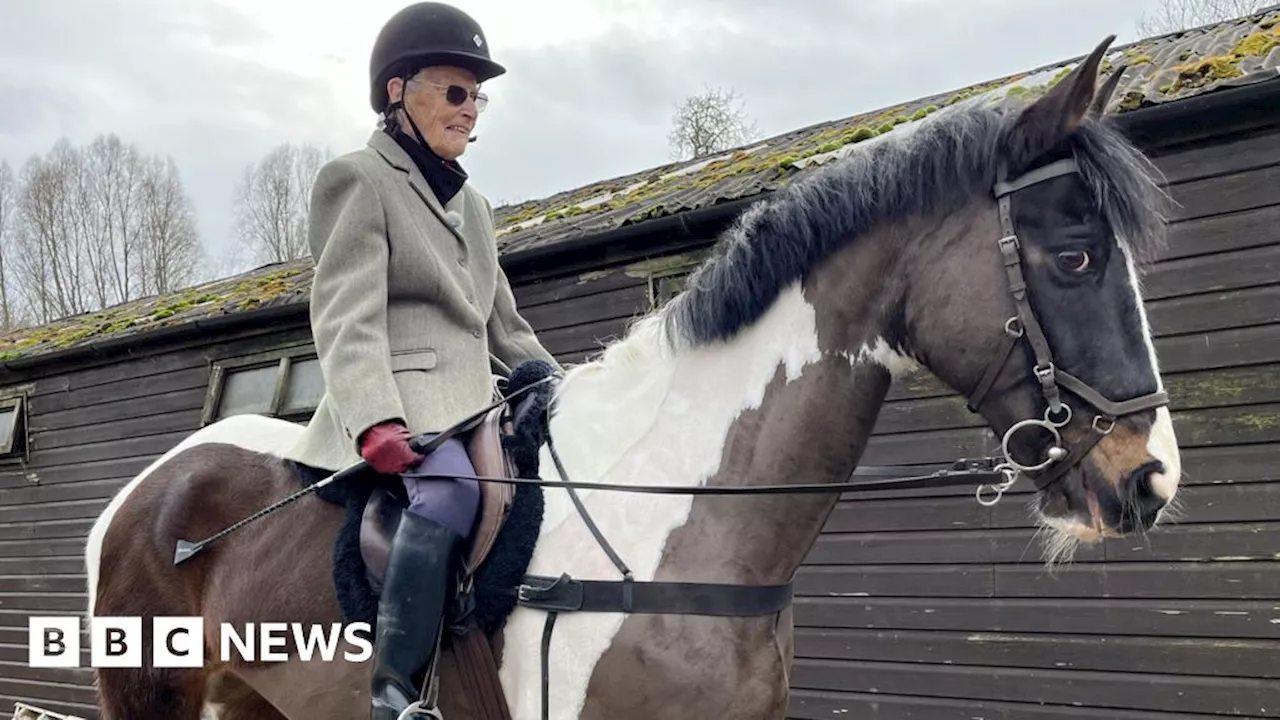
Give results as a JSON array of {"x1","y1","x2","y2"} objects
[
  {"x1": 1089, "y1": 64, "x2": 1128, "y2": 116},
  {"x1": 1006, "y1": 35, "x2": 1116, "y2": 172}
]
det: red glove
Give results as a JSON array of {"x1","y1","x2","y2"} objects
[{"x1": 358, "y1": 421, "x2": 424, "y2": 474}]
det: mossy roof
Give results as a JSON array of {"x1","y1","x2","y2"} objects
[
  {"x1": 2, "y1": 8, "x2": 1278, "y2": 368},
  {"x1": 491, "y1": 7, "x2": 1280, "y2": 255},
  {"x1": 0, "y1": 259, "x2": 315, "y2": 364}
]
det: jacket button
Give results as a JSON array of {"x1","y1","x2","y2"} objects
[
  {"x1": 472, "y1": 329, "x2": 482, "y2": 338},
  {"x1": 457, "y1": 256, "x2": 467, "y2": 267}
]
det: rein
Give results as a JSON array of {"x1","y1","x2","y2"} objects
[{"x1": 401, "y1": 457, "x2": 1013, "y2": 496}]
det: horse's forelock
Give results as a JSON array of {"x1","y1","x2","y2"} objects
[{"x1": 1070, "y1": 117, "x2": 1172, "y2": 267}]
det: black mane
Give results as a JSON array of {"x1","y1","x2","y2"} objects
[{"x1": 659, "y1": 95, "x2": 1169, "y2": 350}]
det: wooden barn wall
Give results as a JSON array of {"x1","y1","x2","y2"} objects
[
  {"x1": 0, "y1": 323, "x2": 314, "y2": 718},
  {"x1": 511, "y1": 125, "x2": 1280, "y2": 719},
  {"x1": 0, "y1": 121, "x2": 1274, "y2": 717}
]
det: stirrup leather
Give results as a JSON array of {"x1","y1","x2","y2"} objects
[{"x1": 409, "y1": 605, "x2": 446, "y2": 719}]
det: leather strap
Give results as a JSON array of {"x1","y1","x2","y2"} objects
[
  {"x1": 541, "y1": 612, "x2": 557, "y2": 720},
  {"x1": 996, "y1": 159, "x2": 1066, "y2": 418},
  {"x1": 545, "y1": 425, "x2": 634, "y2": 583},
  {"x1": 401, "y1": 455, "x2": 1011, "y2": 496},
  {"x1": 993, "y1": 158, "x2": 1078, "y2": 197},
  {"x1": 966, "y1": 325, "x2": 1019, "y2": 412},
  {"x1": 1055, "y1": 370, "x2": 1169, "y2": 416},
  {"x1": 515, "y1": 573, "x2": 794, "y2": 617},
  {"x1": 409, "y1": 375, "x2": 555, "y2": 457},
  {"x1": 1027, "y1": 417, "x2": 1110, "y2": 490}
]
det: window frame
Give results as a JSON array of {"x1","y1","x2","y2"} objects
[
  {"x1": 646, "y1": 260, "x2": 702, "y2": 310},
  {"x1": 202, "y1": 345, "x2": 323, "y2": 425},
  {"x1": 0, "y1": 393, "x2": 27, "y2": 460}
]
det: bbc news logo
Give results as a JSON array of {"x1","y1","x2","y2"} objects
[{"x1": 29, "y1": 616, "x2": 372, "y2": 668}]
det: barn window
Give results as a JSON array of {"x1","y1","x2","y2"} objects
[
  {"x1": 203, "y1": 349, "x2": 325, "y2": 425},
  {"x1": 0, "y1": 395, "x2": 25, "y2": 458},
  {"x1": 647, "y1": 262, "x2": 700, "y2": 310}
]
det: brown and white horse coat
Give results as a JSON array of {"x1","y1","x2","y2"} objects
[{"x1": 86, "y1": 36, "x2": 1181, "y2": 720}]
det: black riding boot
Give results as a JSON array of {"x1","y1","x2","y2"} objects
[{"x1": 370, "y1": 511, "x2": 462, "y2": 720}]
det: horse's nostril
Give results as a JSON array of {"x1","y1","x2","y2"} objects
[{"x1": 1127, "y1": 460, "x2": 1167, "y2": 527}]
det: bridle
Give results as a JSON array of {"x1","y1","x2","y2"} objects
[{"x1": 960, "y1": 155, "x2": 1170, "y2": 504}]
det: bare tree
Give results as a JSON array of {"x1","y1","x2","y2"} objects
[
  {"x1": 84, "y1": 135, "x2": 145, "y2": 307},
  {"x1": 1136, "y1": 0, "x2": 1269, "y2": 35},
  {"x1": 8, "y1": 136, "x2": 208, "y2": 325},
  {"x1": 233, "y1": 143, "x2": 327, "y2": 264},
  {"x1": 0, "y1": 161, "x2": 17, "y2": 331},
  {"x1": 14, "y1": 141, "x2": 89, "y2": 323},
  {"x1": 136, "y1": 156, "x2": 204, "y2": 296},
  {"x1": 667, "y1": 85, "x2": 759, "y2": 160}
]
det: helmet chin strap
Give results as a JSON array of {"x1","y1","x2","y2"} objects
[{"x1": 385, "y1": 94, "x2": 431, "y2": 150}]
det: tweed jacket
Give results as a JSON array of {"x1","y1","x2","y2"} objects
[{"x1": 282, "y1": 130, "x2": 559, "y2": 471}]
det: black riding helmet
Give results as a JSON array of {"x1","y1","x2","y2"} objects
[{"x1": 369, "y1": 2, "x2": 505, "y2": 114}]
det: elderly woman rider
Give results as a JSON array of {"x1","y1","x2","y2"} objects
[{"x1": 281, "y1": 3, "x2": 560, "y2": 717}]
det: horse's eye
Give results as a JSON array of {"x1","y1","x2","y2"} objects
[{"x1": 1057, "y1": 250, "x2": 1090, "y2": 273}]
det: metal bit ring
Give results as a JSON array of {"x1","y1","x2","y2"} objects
[
  {"x1": 976, "y1": 463, "x2": 1017, "y2": 506},
  {"x1": 1001, "y1": 418, "x2": 1065, "y2": 473}
]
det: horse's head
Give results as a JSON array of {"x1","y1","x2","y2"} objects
[{"x1": 901, "y1": 36, "x2": 1179, "y2": 550}]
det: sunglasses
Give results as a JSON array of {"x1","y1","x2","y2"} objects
[{"x1": 421, "y1": 81, "x2": 488, "y2": 113}]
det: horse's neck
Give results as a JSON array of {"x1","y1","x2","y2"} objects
[
  {"x1": 648, "y1": 352, "x2": 893, "y2": 586},
  {"x1": 534, "y1": 277, "x2": 897, "y2": 588}
]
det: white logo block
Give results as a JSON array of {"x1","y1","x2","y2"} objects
[
  {"x1": 91, "y1": 616, "x2": 142, "y2": 668},
  {"x1": 154, "y1": 617, "x2": 204, "y2": 668},
  {"x1": 28, "y1": 617, "x2": 81, "y2": 667}
]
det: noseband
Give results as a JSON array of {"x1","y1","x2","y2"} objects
[{"x1": 963, "y1": 156, "x2": 1170, "y2": 504}]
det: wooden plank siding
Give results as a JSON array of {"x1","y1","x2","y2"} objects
[
  {"x1": 0, "y1": 118, "x2": 1274, "y2": 719},
  {"x1": 0, "y1": 325, "x2": 314, "y2": 718}
]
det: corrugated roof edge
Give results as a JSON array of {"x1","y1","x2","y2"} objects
[{"x1": 0, "y1": 299, "x2": 310, "y2": 373}]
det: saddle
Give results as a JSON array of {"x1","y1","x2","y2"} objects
[
  {"x1": 357, "y1": 403, "x2": 517, "y2": 591},
  {"x1": 342, "y1": 366, "x2": 553, "y2": 720}
]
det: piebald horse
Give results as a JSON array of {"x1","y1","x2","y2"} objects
[{"x1": 86, "y1": 37, "x2": 1181, "y2": 720}]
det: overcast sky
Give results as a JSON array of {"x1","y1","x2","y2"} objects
[{"x1": 0, "y1": 0, "x2": 1194, "y2": 274}]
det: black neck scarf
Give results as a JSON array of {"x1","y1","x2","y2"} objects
[{"x1": 384, "y1": 122, "x2": 468, "y2": 206}]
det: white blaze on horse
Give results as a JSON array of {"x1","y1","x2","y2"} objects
[{"x1": 85, "y1": 36, "x2": 1180, "y2": 720}]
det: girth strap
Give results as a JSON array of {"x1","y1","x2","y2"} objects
[
  {"x1": 515, "y1": 573, "x2": 794, "y2": 616},
  {"x1": 515, "y1": 571, "x2": 794, "y2": 720}
]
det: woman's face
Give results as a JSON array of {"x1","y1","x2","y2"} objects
[{"x1": 392, "y1": 65, "x2": 485, "y2": 161}]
